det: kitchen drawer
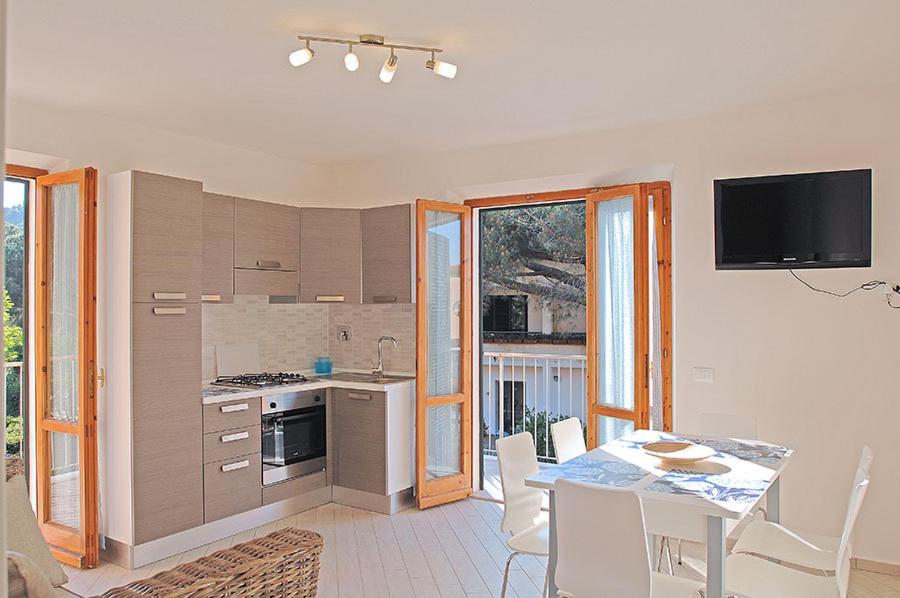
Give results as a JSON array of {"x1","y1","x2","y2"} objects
[
  {"x1": 262, "y1": 471, "x2": 327, "y2": 506},
  {"x1": 333, "y1": 389, "x2": 386, "y2": 494},
  {"x1": 203, "y1": 453, "x2": 262, "y2": 522},
  {"x1": 233, "y1": 268, "x2": 298, "y2": 296},
  {"x1": 203, "y1": 398, "x2": 261, "y2": 433},
  {"x1": 203, "y1": 424, "x2": 261, "y2": 464}
]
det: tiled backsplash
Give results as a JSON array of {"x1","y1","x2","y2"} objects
[
  {"x1": 201, "y1": 297, "x2": 415, "y2": 380},
  {"x1": 201, "y1": 296, "x2": 329, "y2": 380},
  {"x1": 327, "y1": 304, "x2": 416, "y2": 374}
]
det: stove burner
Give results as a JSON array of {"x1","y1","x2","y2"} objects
[{"x1": 212, "y1": 372, "x2": 308, "y2": 389}]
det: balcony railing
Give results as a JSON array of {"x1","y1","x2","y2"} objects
[{"x1": 482, "y1": 350, "x2": 587, "y2": 462}]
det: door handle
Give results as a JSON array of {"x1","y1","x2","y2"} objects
[
  {"x1": 220, "y1": 431, "x2": 250, "y2": 443},
  {"x1": 316, "y1": 295, "x2": 345, "y2": 302},
  {"x1": 347, "y1": 392, "x2": 372, "y2": 401},
  {"x1": 201, "y1": 294, "x2": 222, "y2": 302},
  {"x1": 220, "y1": 403, "x2": 249, "y2": 413},
  {"x1": 221, "y1": 460, "x2": 250, "y2": 473},
  {"x1": 153, "y1": 307, "x2": 187, "y2": 315},
  {"x1": 153, "y1": 292, "x2": 187, "y2": 301},
  {"x1": 373, "y1": 295, "x2": 397, "y2": 303},
  {"x1": 257, "y1": 260, "x2": 282, "y2": 269}
]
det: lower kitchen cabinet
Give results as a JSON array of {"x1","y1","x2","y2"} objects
[
  {"x1": 204, "y1": 453, "x2": 263, "y2": 523},
  {"x1": 332, "y1": 389, "x2": 387, "y2": 494}
]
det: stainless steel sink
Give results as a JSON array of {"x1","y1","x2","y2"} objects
[{"x1": 325, "y1": 372, "x2": 412, "y2": 385}]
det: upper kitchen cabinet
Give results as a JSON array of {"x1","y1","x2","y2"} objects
[
  {"x1": 202, "y1": 192, "x2": 234, "y2": 302},
  {"x1": 131, "y1": 171, "x2": 203, "y2": 303},
  {"x1": 361, "y1": 204, "x2": 412, "y2": 303},
  {"x1": 233, "y1": 197, "x2": 300, "y2": 296},
  {"x1": 234, "y1": 198, "x2": 299, "y2": 271},
  {"x1": 299, "y1": 208, "x2": 361, "y2": 303}
]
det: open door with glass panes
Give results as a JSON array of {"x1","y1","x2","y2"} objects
[
  {"x1": 34, "y1": 168, "x2": 100, "y2": 568},
  {"x1": 585, "y1": 183, "x2": 672, "y2": 448},
  {"x1": 415, "y1": 199, "x2": 473, "y2": 508}
]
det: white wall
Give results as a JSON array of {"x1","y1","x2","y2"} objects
[{"x1": 326, "y1": 88, "x2": 900, "y2": 565}]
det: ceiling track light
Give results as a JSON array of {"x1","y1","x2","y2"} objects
[{"x1": 288, "y1": 32, "x2": 458, "y2": 83}]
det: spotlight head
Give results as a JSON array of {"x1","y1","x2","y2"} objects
[{"x1": 379, "y1": 51, "x2": 398, "y2": 83}]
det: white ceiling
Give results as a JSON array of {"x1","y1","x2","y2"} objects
[{"x1": 8, "y1": 1, "x2": 900, "y2": 164}]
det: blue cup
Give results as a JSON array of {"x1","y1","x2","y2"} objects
[{"x1": 314, "y1": 356, "x2": 333, "y2": 375}]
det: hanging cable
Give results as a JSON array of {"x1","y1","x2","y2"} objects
[{"x1": 788, "y1": 269, "x2": 886, "y2": 298}]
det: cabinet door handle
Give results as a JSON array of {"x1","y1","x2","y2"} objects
[
  {"x1": 221, "y1": 460, "x2": 250, "y2": 473},
  {"x1": 153, "y1": 307, "x2": 186, "y2": 315},
  {"x1": 220, "y1": 431, "x2": 250, "y2": 443},
  {"x1": 373, "y1": 295, "x2": 397, "y2": 303},
  {"x1": 257, "y1": 260, "x2": 282, "y2": 269},
  {"x1": 201, "y1": 294, "x2": 222, "y2": 302},
  {"x1": 220, "y1": 403, "x2": 249, "y2": 413},
  {"x1": 153, "y1": 292, "x2": 187, "y2": 301},
  {"x1": 316, "y1": 295, "x2": 345, "y2": 302},
  {"x1": 347, "y1": 392, "x2": 372, "y2": 401}
]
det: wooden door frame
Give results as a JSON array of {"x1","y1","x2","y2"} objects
[
  {"x1": 34, "y1": 167, "x2": 99, "y2": 568},
  {"x1": 415, "y1": 199, "x2": 474, "y2": 508}
]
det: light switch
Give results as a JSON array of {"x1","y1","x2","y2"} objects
[{"x1": 692, "y1": 367, "x2": 715, "y2": 382}]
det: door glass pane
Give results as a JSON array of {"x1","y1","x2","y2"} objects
[
  {"x1": 49, "y1": 431, "x2": 80, "y2": 529},
  {"x1": 648, "y1": 196, "x2": 663, "y2": 431},
  {"x1": 597, "y1": 415, "x2": 634, "y2": 446},
  {"x1": 47, "y1": 182, "x2": 81, "y2": 422},
  {"x1": 426, "y1": 403, "x2": 461, "y2": 480},
  {"x1": 595, "y1": 196, "x2": 634, "y2": 410},
  {"x1": 425, "y1": 210, "x2": 462, "y2": 396}
]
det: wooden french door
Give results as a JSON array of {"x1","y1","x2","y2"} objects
[
  {"x1": 415, "y1": 199, "x2": 473, "y2": 508},
  {"x1": 34, "y1": 168, "x2": 100, "y2": 568},
  {"x1": 585, "y1": 183, "x2": 671, "y2": 448}
]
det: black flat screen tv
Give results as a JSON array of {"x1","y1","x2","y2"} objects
[{"x1": 714, "y1": 169, "x2": 871, "y2": 270}]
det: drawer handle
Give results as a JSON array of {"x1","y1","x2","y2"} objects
[
  {"x1": 373, "y1": 295, "x2": 397, "y2": 303},
  {"x1": 257, "y1": 260, "x2": 282, "y2": 269},
  {"x1": 221, "y1": 460, "x2": 250, "y2": 473},
  {"x1": 153, "y1": 292, "x2": 187, "y2": 301},
  {"x1": 220, "y1": 431, "x2": 250, "y2": 443},
  {"x1": 201, "y1": 294, "x2": 222, "y2": 302},
  {"x1": 316, "y1": 295, "x2": 345, "y2": 302},
  {"x1": 347, "y1": 392, "x2": 371, "y2": 401},
  {"x1": 220, "y1": 403, "x2": 249, "y2": 413},
  {"x1": 153, "y1": 307, "x2": 186, "y2": 315}
]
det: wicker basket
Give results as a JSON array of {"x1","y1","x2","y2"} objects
[{"x1": 100, "y1": 527, "x2": 323, "y2": 598}]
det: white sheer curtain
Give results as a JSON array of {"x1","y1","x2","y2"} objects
[{"x1": 596, "y1": 196, "x2": 635, "y2": 443}]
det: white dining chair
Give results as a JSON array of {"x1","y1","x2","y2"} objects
[
  {"x1": 550, "y1": 417, "x2": 587, "y2": 464},
  {"x1": 554, "y1": 479, "x2": 704, "y2": 598},
  {"x1": 495, "y1": 431, "x2": 550, "y2": 597},
  {"x1": 726, "y1": 447, "x2": 872, "y2": 598},
  {"x1": 732, "y1": 446, "x2": 873, "y2": 574}
]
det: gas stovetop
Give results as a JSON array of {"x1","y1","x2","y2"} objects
[{"x1": 211, "y1": 372, "x2": 309, "y2": 389}]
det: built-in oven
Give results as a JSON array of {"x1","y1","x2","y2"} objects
[{"x1": 261, "y1": 390, "x2": 326, "y2": 486}]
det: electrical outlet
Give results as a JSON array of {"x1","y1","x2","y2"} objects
[{"x1": 692, "y1": 367, "x2": 715, "y2": 383}]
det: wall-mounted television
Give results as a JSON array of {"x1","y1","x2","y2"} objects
[{"x1": 714, "y1": 169, "x2": 871, "y2": 270}]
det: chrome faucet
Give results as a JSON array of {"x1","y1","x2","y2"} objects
[{"x1": 373, "y1": 336, "x2": 398, "y2": 378}]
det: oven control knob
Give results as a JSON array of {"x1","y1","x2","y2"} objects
[
  {"x1": 314, "y1": 395, "x2": 322, "y2": 402},
  {"x1": 269, "y1": 402, "x2": 277, "y2": 409}
]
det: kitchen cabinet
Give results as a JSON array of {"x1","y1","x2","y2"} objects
[
  {"x1": 361, "y1": 204, "x2": 412, "y2": 303},
  {"x1": 131, "y1": 171, "x2": 203, "y2": 303},
  {"x1": 332, "y1": 388, "x2": 387, "y2": 494},
  {"x1": 299, "y1": 208, "x2": 361, "y2": 303},
  {"x1": 234, "y1": 268, "x2": 298, "y2": 296},
  {"x1": 201, "y1": 192, "x2": 234, "y2": 302},
  {"x1": 131, "y1": 302, "x2": 203, "y2": 544},
  {"x1": 234, "y1": 197, "x2": 300, "y2": 272}
]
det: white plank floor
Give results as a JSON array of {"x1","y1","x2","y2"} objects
[{"x1": 63, "y1": 498, "x2": 900, "y2": 597}]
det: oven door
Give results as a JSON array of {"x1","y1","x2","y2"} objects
[{"x1": 261, "y1": 404, "x2": 326, "y2": 485}]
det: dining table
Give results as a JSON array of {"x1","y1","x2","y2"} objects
[{"x1": 524, "y1": 428, "x2": 794, "y2": 598}]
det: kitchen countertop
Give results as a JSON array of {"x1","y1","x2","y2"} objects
[{"x1": 201, "y1": 371, "x2": 415, "y2": 404}]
